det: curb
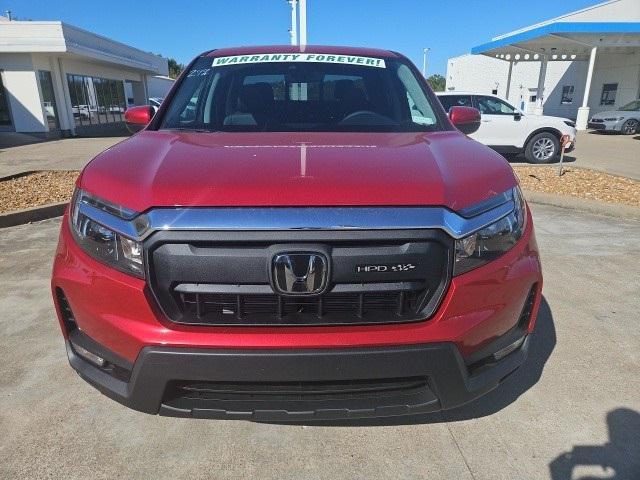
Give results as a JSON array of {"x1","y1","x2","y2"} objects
[
  {"x1": 523, "y1": 190, "x2": 640, "y2": 220},
  {"x1": 0, "y1": 170, "x2": 39, "y2": 182},
  {"x1": 0, "y1": 202, "x2": 67, "y2": 229}
]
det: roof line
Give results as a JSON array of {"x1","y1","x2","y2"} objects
[
  {"x1": 493, "y1": 0, "x2": 622, "y2": 40},
  {"x1": 60, "y1": 22, "x2": 163, "y2": 61},
  {"x1": 471, "y1": 22, "x2": 640, "y2": 55}
]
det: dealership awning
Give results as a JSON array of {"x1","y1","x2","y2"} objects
[
  {"x1": 470, "y1": 22, "x2": 640, "y2": 128},
  {"x1": 471, "y1": 22, "x2": 640, "y2": 61}
]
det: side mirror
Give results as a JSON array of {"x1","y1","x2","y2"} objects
[
  {"x1": 449, "y1": 106, "x2": 481, "y2": 135},
  {"x1": 124, "y1": 105, "x2": 154, "y2": 133},
  {"x1": 514, "y1": 112, "x2": 522, "y2": 121}
]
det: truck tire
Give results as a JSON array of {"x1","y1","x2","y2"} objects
[{"x1": 525, "y1": 132, "x2": 559, "y2": 164}]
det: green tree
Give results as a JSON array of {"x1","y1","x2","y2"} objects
[
  {"x1": 426, "y1": 74, "x2": 446, "y2": 92},
  {"x1": 167, "y1": 58, "x2": 185, "y2": 79}
]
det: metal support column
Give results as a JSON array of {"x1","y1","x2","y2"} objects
[
  {"x1": 505, "y1": 61, "x2": 513, "y2": 101},
  {"x1": 534, "y1": 55, "x2": 547, "y2": 115},
  {"x1": 576, "y1": 47, "x2": 597, "y2": 130}
]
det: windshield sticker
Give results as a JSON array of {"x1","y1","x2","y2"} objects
[
  {"x1": 186, "y1": 68, "x2": 212, "y2": 77},
  {"x1": 212, "y1": 53, "x2": 386, "y2": 68}
]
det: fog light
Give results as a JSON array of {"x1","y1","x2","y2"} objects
[
  {"x1": 493, "y1": 335, "x2": 526, "y2": 361},
  {"x1": 73, "y1": 343, "x2": 106, "y2": 367}
]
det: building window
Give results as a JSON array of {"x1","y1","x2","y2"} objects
[
  {"x1": 600, "y1": 83, "x2": 618, "y2": 106},
  {"x1": 66, "y1": 74, "x2": 126, "y2": 127},
  {"x1": 560, "y1": 85, "x2": 575, "y2": 104}
]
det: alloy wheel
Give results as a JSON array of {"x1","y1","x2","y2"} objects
[
  {"x1": 532, "y1": 137, "x2": 556, "y2": 161},
  {"x1": 622, "y1": 120, "x2": 638, "y2": 135}
]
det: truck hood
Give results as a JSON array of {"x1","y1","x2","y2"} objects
[{"x1": 80, "y1": 130, "x2": 517, "y2": 213}]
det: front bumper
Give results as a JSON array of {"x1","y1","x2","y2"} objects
[
  {"x1": 66, "y1": 326, "x2": 530, "y2": 420},
  {"x1": 53, "y1": 207, "x2": 542, "y2": 419},
  {"x1": 588, "y1": 120, "x2": 621, "y2": 131}
]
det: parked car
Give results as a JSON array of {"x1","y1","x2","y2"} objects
[
  {"x1": 436, "y1": 92, "x2": 576, "y2": 163},
  {"x1": 148, "y1": 97, "x2": 163, "y2": 109},
  {"x1": 43, "y1": 101, "x2": 56, "y2": 118},
  {"x1": 53, "y1": 46, "x2": 542, "y2": 421},
  {"x1": 71, "y1": 104, "x2": 91, "y2": 119},
  {"x1": 588, "y1": 100, "x2": 640, "y2": 134}
]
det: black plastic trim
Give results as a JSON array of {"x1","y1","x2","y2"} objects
[
  {"x1": 66, "y1": 333, "x2": 530, "y2": 421},
  {"x1": 458, "y1": 188, "x2": 513, "y2": 219}
]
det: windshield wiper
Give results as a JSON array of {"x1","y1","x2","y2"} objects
[{"x1": 161, "y1": 127, "x2": 219, "y2": 133}]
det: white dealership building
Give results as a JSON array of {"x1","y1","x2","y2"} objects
[
  {"x1": 445, "y1": 0, "x2": 640, "y2": 129},
  {"x1": 0, "y1": 16, "x2": 173, "y2": 137}
]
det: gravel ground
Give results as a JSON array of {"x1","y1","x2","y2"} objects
[
  {"x1": 0, "y1": 171, "x2": 79, "y2": 213},
  {"x1": 514, "y1": 166, "x2": 640, "y2": 207},
  {"x1": 1, "y1": 166, "x2": 639, "y2": 214}
]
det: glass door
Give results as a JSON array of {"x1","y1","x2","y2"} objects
[{"x1": 38, "y1": 70, "x2": 60, "y2": 131}]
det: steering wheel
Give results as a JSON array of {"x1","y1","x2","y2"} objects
[{"x1": 342, "y1": 110, "x2": 379, "y2": 122}]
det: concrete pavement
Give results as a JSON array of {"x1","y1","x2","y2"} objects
[
  {"x1": 511, "y1": 131, "x2": 640, "y2": 180},
  {"x1": 0, "y1": 203, "x2": 638, "y2": 479},
  {"x1": 570, "y1": 131, "x2": 640, "y2": 180},
  {"x1": 0, "y1": 136, "x2": 127, "y2": 178}
]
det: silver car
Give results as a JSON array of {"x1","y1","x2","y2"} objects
[{"x1": 588, "y1": 100, "x2": 640, "y2": 134}]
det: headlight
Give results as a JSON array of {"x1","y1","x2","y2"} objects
[
  {"x1": 454, "y1": 187, "x2": 527, "y2": 276},
  {"x1": 563, "y1": 120, "x2": 575, "y2": 127},
  {"x1": 70, "y1": 189, "x2": 145, "y2": 278}
]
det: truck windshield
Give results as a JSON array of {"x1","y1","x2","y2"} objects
[{"x1": 158, "y1": 54, "x2": 442, "y2": 132}]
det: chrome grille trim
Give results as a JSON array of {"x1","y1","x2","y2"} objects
[{"x1": 77, "y1": 190, "x2": 517, "y2": 241}]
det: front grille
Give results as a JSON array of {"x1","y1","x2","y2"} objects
[
  {"x1": 175, "y1": 289, "x2": 423, "y2": 326},
  {"x1": 165, "y1": 376, "x2": 430, "y2": 403},
  {"x1": 146, "y1": 230, "x2": 452, "y2": 327}
]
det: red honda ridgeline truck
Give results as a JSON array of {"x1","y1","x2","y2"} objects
[{"x1": 52, "y1": 46, "x2": 542, "y2": 420}]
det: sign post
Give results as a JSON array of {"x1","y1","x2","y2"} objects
[{"x1": 558, "y1": 134, "x2": 570, "y2": 177}]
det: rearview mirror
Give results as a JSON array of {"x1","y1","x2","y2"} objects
[
  {"x1": 124, "y1": 105, "x2": 154, "y2": 133},
  {"x1": 449, "y1": 106, "x2": 481, "y2": 135}
]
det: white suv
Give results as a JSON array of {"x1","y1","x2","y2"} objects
[{"x1": 436, "y1": 92, "x2": 577, "y2": 164}]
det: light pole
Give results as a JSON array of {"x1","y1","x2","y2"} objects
[
  {"x1": 288, "y1": 0, "x2": 298, "y2": 46},
  {"x1": 422, "y1": 48, "x2": 430, "y2": 78},
  {"x1": 299, "y1": 0, "x2": 307, "y2": 46}
]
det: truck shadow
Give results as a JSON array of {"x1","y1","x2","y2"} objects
[
  {"x1": 549, "y1": 408, "x2": 640, "y2": 480},
  {"x1": 263, "y1": 296, "x2": 556, "y2": 427}
]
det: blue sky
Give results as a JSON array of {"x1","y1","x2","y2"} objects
[{"x1": 8, "y1": 0, "x2": 602, "y2": 75}]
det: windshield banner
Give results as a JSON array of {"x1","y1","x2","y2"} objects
[{"x1": 212, "y1": 53, "x2": 386, "y2": 68}]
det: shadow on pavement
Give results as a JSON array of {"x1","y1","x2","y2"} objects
[
  {"x1": 265, "y1": 296, "x2": 556, "y2": 427},
  {"x1": 549, "y1": 408, "x2": 640, "y2": 480}
]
